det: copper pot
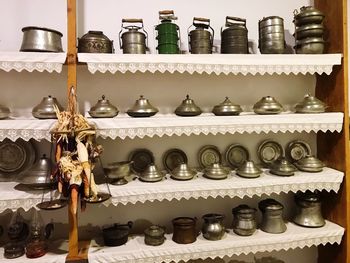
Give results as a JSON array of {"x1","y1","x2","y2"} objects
[{"x1": 172, "y1": 217, "x2": 197, "y2": 244}]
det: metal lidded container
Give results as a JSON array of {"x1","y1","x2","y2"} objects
[
  {"x1": 259, "y1": 198, "x2": 287, "y2": 234},
  {"x1": 78, "y1": 31, "x2": 114, "y2": 53},
  {"x1": 127, "y1": 95, "x2": 158, "y2": 118},
  {"x1": 119, "y1": 19, "x2": 148, "y2": 54},
  {"x1": 212, "y1": 97, "x2": 242, "y2": 116},
  {"x1": 258, "y1": 16, "x2": 285, "y2": 54},
  {"x1": 221, "y1": 16, "x2": 248, "y2": 54},
  {"x1": 32, "y1": 95, "x2": 64, "y2": 119},
  {"x1": 20, "y1": 26, "x2": 63, "y2": 52},
  {"x1": 155, "y1": 10, "x2": 180, "y2": 54},
  {"x1": 188, "y1": 17, "x2": 214, "y2": 54},
  {"x1": 253, "y1": 96, "x2": 283, "y2": 115},
  {"x1": 232, "y1": 204, "x2": 257, "y2": 236},
  {"x1": 144, "y1": 225, "x2": 166, "y2": 246},
  {"x1": 88, "y1": 95, "x2": 119, "y2": 118},
  {"x1": 172, "y1": 217, "x2": 197, "y2": 244},
  {"x1": 175, "y1": 95, "x2": 202, "y2": 117}
]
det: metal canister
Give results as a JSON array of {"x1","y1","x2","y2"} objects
[
  {"x1": 119, "y1": 19, "x2": 148, "y2": 54},
  {"x1": 155, "y1": 10, "x2": 180, "y2": 54},
  {"x1": 221, "y1": 16, "x2": 248, "y2": 54},
  {"x1": 258, "y1": 198, "x2": 287, "y2": 234},
  {"x1": 188, "y1": 17, "x2": 214, "y2": 54},
  {"x1": 258, "y1": 16, "x2": 285, "y2": 54}
]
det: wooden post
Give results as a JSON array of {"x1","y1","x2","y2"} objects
[
  {"x1": 314, "y1": 0, "x2": 349, "y2": 262},
  {"x1": 66, "y1": 0, "x2": 83, "y2": 262}
]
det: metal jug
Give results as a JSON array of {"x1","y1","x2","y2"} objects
[
  {"x1": 221, "y1": 16, "x2": 248, "y2": 54},
  {"x1": 201, "y1": 213, "x2": 225, "y2": 240},
  {"x1": 188, "y1": 17, "x2": 214, "y2": 54},
  {"x1": 119, "y1": 19, "x2": 148, "y2": 54},
  {"x1": 232, "y1": 205, "x2": 257, "y2": 236},
  {"x1": 155, "y1": 10, "x2": 180, "y2": 54},
  {"x1": 259, "y1": 198, "x2": 287, "y2": 234}
]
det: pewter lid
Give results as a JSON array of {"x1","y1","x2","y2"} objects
[
  {"x1": 212, "y1": 97, "x2": 242, "y2": 116},
  {"x1": 295, "y1": 155, "x2": 324, "y2": 172},
  {"x1": 144, "y1": 225, "x2": 165, "y2": 237},
  {"x1": 203, "y1": 162, "x2": 230, "y2": 179},
  {"x1": 32, "y1": 95, "x2": 64, "y2": 119},
  {"x1": 294, "y1": 6, "x2": 325, "y2": 19},
  {"x1": 0, "y1": 104, "x2": 10, "y2": 119},
  {"x1": 170, "y1": 163, "x2": 196, "y2": 180},
  {"x1": 253, "y1": 96, "x2": 283, "y2": 115},
  {"x1": 127, "y1": 95, "x2": 159, "y2": 117},
  {"x1": 89, "y1": 95, "x2": 119, "y2": 118},
  {"x1": 258, "y1": 198, "x2": 284, "y2": 211},
  {"x1": 236, "y1": 160, "x2": 262, "y2": 178},
  {"x1": 269, "y1": 157, "x2": 297, "y2": 176},
  {"x1": 175, "y1": 95, "x2": 202, "y2": 116},
  {"x1": 139, "y1": 163, "x2": 164, "y2": 182},
  {"x1": 295, "y1": 94, "x2": 326, "y2": 113},
  {"x1": 19, "y1": 154, "x2": 52, "y2": 185}
]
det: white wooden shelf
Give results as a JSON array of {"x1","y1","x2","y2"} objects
[
  {"x1": 91, "y1": 112, "x2": 344, "y2": 140},
  {"x1": 0, "y1": 168, "x2": 342, "y2": 212},
  {"x1": 0, "y1": 118, "x2": 56, "y2": 141},
  {"x1": 0, "y1": 221, "x2": 343, "y2": 263},
  {"x1": 78, "y1": 53, "x2": 342, "y2": 75},
  {"x1": 0, "y1": 52, "x2": 66, "y2": 73},
  {"x1": 100, "y1": 167, "x2": 344, "y2": 206}
]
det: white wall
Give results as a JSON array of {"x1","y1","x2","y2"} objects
[{"x1": 0, "y1": 1, "x2": 327, "y2": 263}]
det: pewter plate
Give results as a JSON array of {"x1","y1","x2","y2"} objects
[
  {"x1": 197, "y1": 145, "x2": 221, "y2": 169},
  {"x1": 37, "y1": 199, "x2": 67, "y2": 210},
  {"x1": 257, "y1": 140, "x2": 284, "y2": 167},
  {"x1": 286, "y1": 140, "x2": 312, "y2": 162},
  {"x1": 225, "y1": 144, "x2": 250, "y2": 168},
  {"x1": 0, "y1": 139, "x2": 35, "y2": 179},
  {"x1": 162, "y1": 148, "x2": 188, "y2": 172},
  {"x1": 128, "y1": 148, "x2": 155, "y2": 174}
]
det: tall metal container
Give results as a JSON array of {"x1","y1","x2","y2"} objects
[
  {"x1": 258, "y1": 16, "x2": 285, "y2": 54},
  {"x1": 119, "y1": 19, "x2": 148, "y2": 54},
  {"x1": 188, "y1": 17, "x2": 214, "y2": 54},
  {"x1": 155, "y1": 10, "x2": 180, "y2": 54},
  {"x1": 221, "y1": 16, "x2": 248, "y2": 54}
]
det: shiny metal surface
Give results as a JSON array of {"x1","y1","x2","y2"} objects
[
  {"x1": 232, "y1": 204, "x2": 257, "y2": 236},
  {"x1": 201, "y1": 213, "x2": 225, "y2": 241},
  {"x1": 259, "y1": 16, "x2": 284, "y2": 28},
  {"x1": 162, "y1": 148, "x2": 188, "y2": 172},
  {"x1": 293, "y1": 191, "x2": 325, "y2": 228},
  {"x1": 286, "y1": 140, "x2": 312, "y2": 162},
  {"x1": 188, "y1": 17, "x2": 214, "y2": 54},
  {"x1": 78, "y1": 31, "x2": 113, "y2": 53},
  {"x1": 295, "y1": 38, "x2": 325, "y2": 54},
  {"x1": 253, "y1": 96, "x2": 283, "y2": 115},
  {"x1": 197, "y1": 145, "x2": 221, "y2": 169},
  {"x1": 257, "y1": 140, "x2": 284, "y2": 167},
  {"x1": 295, "y1": 155, "x2": 324, "y2": 172},
  {"x1": 175, "y1": 95, "x2": 202, "y2": 117},
  {"x1": 225, "y1": 144, "x2": 250, "y2": 168},
  {"x1": 89, "y1": 95, "x2": 118, "y2": 118},
  {"x1": 212, "y1": 97, "x2": 242, "y2": 116},
  {"x1": 119, "y1": 19, "x2": 148, "y2": 54},
  {"x1": 32, "y1": 96, "x2": 64, "y2": 119},
  {"x1": 170, "y1": 163, "x2": 196, "y2": 181},
  {"x1": 0, "y1": 105, "x2": 10, "y2": 119},
  {"x1": 104, "y1": 161, "x2": 133, "y2": 185},
  {"x1": 295, "y1": 24, "x2": 324, "y2": 40},
  {"x1": 236, "y1": 160, "x2": 262, "y2": 178},
  {"x1": 294, "y1": 6, "x2": 325, "y2": 26},
  {"x1": 128, "y1": 148, "x2": 155, "y2": 174},
  {"x1": 295, "y1": 94, "x2": 326, "y2": 113},
  {"x1": 144, "y1": 225, "x2": 166, "y2": 246},
  {"x1": 127, "y1": 95, "x2": 158, "y2": 118},
  {"x1": 20, "y1": 26, "x2": 63, "y2": 52},
  {"x1": 203, "y1": 163, "x2": 230, "y2": 180},
  {"x1": 139, "y1": 164, "x2": 164, "y2": 182},
  {"x1": 269, "y1": 157, "x2": 297, "y2": 176},
  {"x1": 259, "y1": 198, "x2": 287, "y2": 234}
]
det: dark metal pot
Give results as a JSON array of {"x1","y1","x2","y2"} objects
[
  {"x1": 119, "y1": 19, "x2": 148, "y2": 54},
  {"x1": 78, "y1": 31, "x2": 113, "y2": 53},
  {"x1": 172, "y1": 217, "x2": 197, "y2": 244},
  {"x1": 188, "y1": 17, "x2": 214, "y2": 54},
  {"x1": 221, "y1": 16, "x2": 248, "y2": 54},
  {"x1": 102, "y1": 221, "x2": 133, "y2": 247},
  {"x1": 201, "y1": 213, "x2": 225, "y2": 241},
  {"x1": 144, "y1": 225, "x2": 166, "y2": 246},
  {"x1": 232, "y1": 205, "x2": 257, "y2": 236},
  {"x1": 259, "y1": 199, "x2": 286, "y2": 234}
]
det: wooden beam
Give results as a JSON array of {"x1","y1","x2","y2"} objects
[{"x1": 314, "y1": 0, "x2": 349, "y2": 262}]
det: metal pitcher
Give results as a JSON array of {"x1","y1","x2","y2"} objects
[
  {"x1": 119, "y1": 19, "x2": 148, "y2": 54},
  {"x1": 155, "y1": 10, "x2": 180, "y2": 54},
  {"x1": 259, "y1": 198, "x2": 287, "y2": 234},
  {"x1": 221, "y1": 16, "x2": 248, "y2": 54},
  {"x1": 188, "y1": 17, "x2": 214, "y2": 54}
]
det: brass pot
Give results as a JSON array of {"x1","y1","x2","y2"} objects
[
  {"x1": 78, "y1": 31, "x2": 114, "y2": 53},
  {"x1": 172, "y1": 217, "x2": 197, "y2": 244}
]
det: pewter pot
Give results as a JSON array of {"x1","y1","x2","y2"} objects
[
  {"x1": 188, "y1": 17, "x2": 214, "y2": 54},
  {"x1": 295, "y1": 37, "x2": 325, "y2": 54},
  {"x1": 294, "y1": 6, "x2": 325, "y2": 26},
  {"x1": 201, "y1": 213, "x2": 225, "y2": 241},
  {"x1": 127, "y1": 95, "x2": 158, "y2": 118},
  {"x1": 170, "y1": 163, "x2": 196, "y2": 181},
  {"x1": 253, "y1": 96, "x2": 283, "y2": 115},
  {"x1": 295, "y1": 94, "x2": 326, "y2": 113},
  {"x1": 172, "y1": 217, "x2": 197, "y2": 244},
  {"x1": 32, "y1": 95, "x2": 64, "y2": 119},
  {"x1": 203, "y1": 163, "x2": 230, "y2": 180},
  {"x1": 104, "y1": 161, "x2": 133, "y2": 185},
  {"x1": 139, "y1": 163, "x2": 164, "y2": 182},
  {"x1": 236, "y1": 160, "x2": 262, "y2": 178},
  {"x1": 232, "y1": 205, "x2": 257, "y2": 236},
  {"x1": 89, "y1": 95, "x2": 119, "y2": 118},
  {"x1": 269, "y1": 157, "x2": 297, "y2": 176},
  {"x1": 259, "y1": 199, "x2": 287, "y2": 234},
  {"x1": 212, "y1": 97, "x2": 242, "y2": 116},
  {"x1": 119, "y1": 19, "x2": 148, "y2": 54},
  {"x1": 221, "y1": 16, "x2": 248, "y2": 54},
  {"x1": 20, "y1": 26, "x2": 63, "y2": 52},
  {"x1": 175, "y1": 95, "x2": 202, "y2": 117},
  {"x1": 295, "y1": 155, "x2": 324, "y2": 172},
  {"x1": 293, "y1": 191, "x2": 325, "y2": 228},
  {"x1": 144, "y1": 225, "x2": 166, "y2": 246},
  {"x1": 78, "y1": 31, "x2": 114, "y2": 53}
]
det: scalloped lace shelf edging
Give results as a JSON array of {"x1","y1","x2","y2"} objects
[
  {"x1": 78, "y1": 53, "x2": 342, "y2": 76},
  {"x1": 88, "y1": 221, "x2": 344, "y2": 263}
]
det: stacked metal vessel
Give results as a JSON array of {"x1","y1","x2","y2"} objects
[
  {"x1": 155, "y1": 10, "x2": 180, "y2": 54},
  {"x1": 188, "y1": 17, "x2": 214, "y2": 54},
  {"x1": 221, "y1": 16, "x2": 248, "y2": 54},
  {"x1": 258, "y1": 16, "x2": 285, "y2": 54},
  {"x1": 293, "y1": 6, "x2": 325, "y2": 54},
  {"x1": 119, "y1": 19, "x2": 148, "y2": 54}
]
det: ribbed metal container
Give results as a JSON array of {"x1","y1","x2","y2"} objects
[
  {"x1": 155, "y1": 11, "x2": 180, "y2": 54},
  {"x1": 221, "y1": 16, "x2": 248, "y2": 54},
  {"x1": 259, "y1": 16, "x2": 285, "y2": 54},
  {"x1": 188, "y1": 17, "x2": 214, "y2": 54},
  {"x1": 119, "y1": 19, "x2": 148, "y2": 54}
]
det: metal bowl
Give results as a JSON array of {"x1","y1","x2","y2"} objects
[
  {"x1": 294, "y1": 6, "x2": 325, "y2": 26},
  {"x1": 295, "y1": 24, "x2": 324, "y2": 40},
  {"x1": 295, "y1": 38, "x2": 325, "y2": 54},
  {"x1": 20, "y1": 26, "x2": 63, "y2": 52}
]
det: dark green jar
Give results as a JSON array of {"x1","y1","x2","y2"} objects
[
  {"x1": 155, "y1": 20, "x2": 179, "y2": 35},
  {"x1": 157, "y1": 43, "x2": 179, "y2": 54},
  {"x1": 156, "y1": 33, "x2": 179, "y2": 44}
]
